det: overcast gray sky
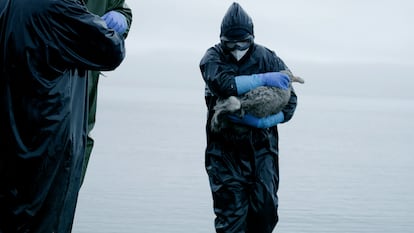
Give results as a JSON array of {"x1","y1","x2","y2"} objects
[{"x1": 124, "y1": 0, "x2": 413, "y2": 65}]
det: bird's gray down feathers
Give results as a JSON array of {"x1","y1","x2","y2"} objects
[{"x1": 211, "y1": 71, "x2": 304, "y2": 132}]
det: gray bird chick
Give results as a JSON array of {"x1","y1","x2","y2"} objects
[{"x1": 211, "y1": 71, "x2": 304, "y2": 133}]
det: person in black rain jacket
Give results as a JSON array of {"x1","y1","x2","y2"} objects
[
  {"x1": 0, "y1": 0, "x2": 125, "y2": 232},
  {"x1": 199, "y1": 2, "x2": 298, "y2": 233}
]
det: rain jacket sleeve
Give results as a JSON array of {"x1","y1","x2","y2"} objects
[
  {"x1": 45, "y1": 0, "x2": 125, "y2": 72},
  {"x1": 270, "y1": 52, "x2": 298, "y2": 123},
  {"x1": 200, "y1": 45, "x2": 239, "y2": 98}
]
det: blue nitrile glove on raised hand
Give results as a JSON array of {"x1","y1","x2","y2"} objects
[
  {"x1": 102, "y1": 11, "x2": 127, "y2": 35},
  {"x1": 228, "y1": 111, "x2": 285, "y2": 128},
  {"x1": 235, "y1": 72, "x2": 290, "y2": 95}
]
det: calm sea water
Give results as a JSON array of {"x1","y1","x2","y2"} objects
[{"x1": 72, "y1": 59, "x2": 414, "y2": 233}]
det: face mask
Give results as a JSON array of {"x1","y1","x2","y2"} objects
[{"x1": 231, "y1": 48, "x2": 249, "y2": 61}]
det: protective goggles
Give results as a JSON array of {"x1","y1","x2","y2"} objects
[{"x1": 221, "y1": 35, "x2": 253, "y2": 51}]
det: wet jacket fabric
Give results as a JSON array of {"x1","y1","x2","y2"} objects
[
  {"x1": 199, "y1": 4, "x2": 297, "y2": 233},
  {"x1": 0, "y1": 0, "x2": 125, "y2": 232},
  {"x1": 81, "y1": 0, "x2": 132, "y2": 184}
]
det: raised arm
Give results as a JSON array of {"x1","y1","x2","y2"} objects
[{"x1": 46, "y1": 0, "x2": 125, "y2": 71}]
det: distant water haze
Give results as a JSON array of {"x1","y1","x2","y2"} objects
[
  {"x1": 72, "y1": 50, "x2": 414, "y2": 232},
  {"x1": 73, "y1": 1, "x2": 413, "y2": 231}
]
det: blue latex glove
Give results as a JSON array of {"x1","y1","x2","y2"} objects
[
  {"x1": 228, "y1": 112, "x2": 285, "y2": 128},
  {"x1": 235, "y1": 72, "x2": 290, "y2": 95},
  {"x1": 102, "y1": 11, "x2": 127, "y2": 35},
  {"x1": 260, "y1": 72, "x2": 290, "y2": 88}
]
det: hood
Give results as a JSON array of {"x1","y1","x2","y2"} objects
[{"x1": 220, "y1": 2, "x2": 254, "y2": 41}]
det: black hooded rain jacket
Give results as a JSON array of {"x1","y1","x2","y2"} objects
[
  {"x1": 199, "y1": 2, "x2": 297, "y2": 233},
  {"x1": 0, "y1": 0, "x2": 124, "y2": 232}
]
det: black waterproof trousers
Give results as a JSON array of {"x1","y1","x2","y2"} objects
[{"x1": 206, "y1": 129, "x2": 279, "y2": 233}]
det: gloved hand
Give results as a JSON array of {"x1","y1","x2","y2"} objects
[
  {"x1": 259, "y1": 72, "x2": 290, "y2": 89},
  {"x1": 235, "y1": 72, "x2": 290, "y2": 95},
  {"x1": 228, "y1": 111, "x2": 285, "y2": 128},
  {"x1": 228, "y1": 114, "x2": 261, "y2": 128},
  {"x1": 102, "y1": 11, "x2": 127, "y2": 35}
]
